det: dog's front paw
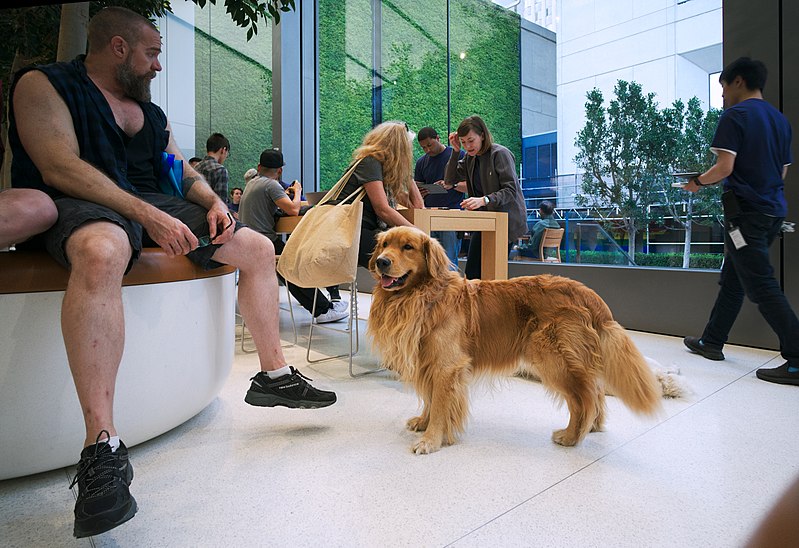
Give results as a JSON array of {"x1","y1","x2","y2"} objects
[
  {"x1": 411, "y1": 437, "x2": 441, "y2": 455},
  {"x1": 406, "y1": 416, "x2": 428, "y2": 431},
  {"x1": 551, "y1": 429, "x2": 579, "y2": 447}
]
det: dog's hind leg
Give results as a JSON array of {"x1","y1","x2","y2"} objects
[
  {"x1": 551, "y1": 381, "x2": 598, "y2": 446},
  {"x1": 590, "y1": 388, "x2": 606, "y2": 433},
  {"x1": 412, "y1": 363, "x2": 470, "y2": 455},
  {"x1": 529, "y1": 314, "x2": 602, "y2": 446}
]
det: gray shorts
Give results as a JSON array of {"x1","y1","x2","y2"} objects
[{"x1": 41, "y1": 192, "x2": 242, "y2": 273}]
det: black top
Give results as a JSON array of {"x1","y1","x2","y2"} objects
[
  {"x1": 124, "y1": 114, "x2": 159, "y2": 193},
  {"x1": 338, "y1": 156, "x2": 385, "y2": 231}
]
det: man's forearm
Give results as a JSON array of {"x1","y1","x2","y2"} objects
[
  {"x1": 185, "y1": 177, "x2": 227, "y2": 210},
  {"x1": 42, "y1": 161, "x2": 164, "y2": 225}
]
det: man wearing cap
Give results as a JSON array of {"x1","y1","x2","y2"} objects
[{"x1": 239, "y1": 149, "x2": 347, "y2": 323}]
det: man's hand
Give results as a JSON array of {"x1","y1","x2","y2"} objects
[
  {"x1": 143, "y1": 209, "x2": 199, "y2": 257},
  {"x1": 207, "y1": 203, "x2": 235, "y2": 245},
  {"x1": 448, "y1": 131, "x2": 461, "y2": 152},
  {"x1": 290, "y1": 180, "x2": 302, "y2": 200},
  {"x1": 461, "y1": 197, "x2": 485, "y2": 211},
  {"x1": 417, "y1": 183, "x2": 429, "y2": 198},
  {"x1": 684, "y1": 178, "x2": 701, "y2": 193}
]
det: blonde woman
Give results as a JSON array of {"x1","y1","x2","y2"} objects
[{"x1": 337, "y1": 121, "x2": 424, "y2": 268}]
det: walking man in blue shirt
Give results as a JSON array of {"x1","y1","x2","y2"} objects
[
  {"x1": 413, "y1": 127, "x2": 465, "y2": 270},
  {"x1": 683, "y1": 57, "x2": 798, "y2": 386}
]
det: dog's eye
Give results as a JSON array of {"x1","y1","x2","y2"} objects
[
  {"x1": 403, "y1": 244, "x2": 413, "y2": 250},
  {"x1": 382, "y1": 241, "x2": 388, "y2": 248}
]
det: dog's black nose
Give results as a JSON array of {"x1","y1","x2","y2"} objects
[{"x1": 375, "y1": 257, "x2": 391, "y2": 271}]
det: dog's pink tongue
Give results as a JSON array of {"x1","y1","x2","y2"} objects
[{"x1": 381, "y1": 275, "x2": 397, "y2": 288}]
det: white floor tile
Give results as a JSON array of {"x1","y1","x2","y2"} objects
[{"x1": 1, "y1": 292, "x2": 796, "y2": 547}]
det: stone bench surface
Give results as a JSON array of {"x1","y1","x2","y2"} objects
[{"x1": 0, "y1": 248, "x2": 236, "y2": 294}]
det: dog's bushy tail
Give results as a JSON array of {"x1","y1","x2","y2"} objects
[{"x1": 599, "y1": 321, "x2": 661, "y2": 416}]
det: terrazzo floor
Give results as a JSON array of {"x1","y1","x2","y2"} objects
[{"x1": 2, "y1": 289, "x2": 798, "y2": 547}]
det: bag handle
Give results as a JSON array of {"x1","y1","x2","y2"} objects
[{"x1": 317, "y1": 158, "x2": 365, "y2": 206}]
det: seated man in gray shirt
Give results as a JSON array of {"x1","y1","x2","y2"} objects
[{"x1": 239, "y1": 149, "x2": 348, "y2": 324}]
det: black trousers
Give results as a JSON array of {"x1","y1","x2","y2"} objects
[
  {"x1": 701, "y1": 212, "x2": 799, "y2": 364},
  {"x1": 464, "y1": 232, "x2": 514, "y2": 280}
]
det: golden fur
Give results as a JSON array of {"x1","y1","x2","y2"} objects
[{"x1": 367, "y1": 226, "x2": 662, "y2": 454}]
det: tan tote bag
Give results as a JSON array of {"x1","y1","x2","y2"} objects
[{"x1": 277, "y1": 160, "x2": 366, "y2": 288}]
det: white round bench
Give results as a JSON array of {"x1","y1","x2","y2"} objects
[{"x1": 0, "y1": 249, "x2": 236, "y2": 480}]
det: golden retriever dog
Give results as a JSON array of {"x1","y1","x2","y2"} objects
[{"x1": 367, "y1": 226, "x2": 662, "y2": 455}]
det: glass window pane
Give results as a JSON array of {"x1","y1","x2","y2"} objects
[
  {"x1": 450, "y1": 0, "x2": 522, "y2": 163},
  {"x1": 553, "y1": 1, "x2": 724, "y2": 269},
  {"x1": 318, "y1": 0, "x2": 375, "y2": 189},
  {"x1": 380, "y1": 0, "x2": 448, "y2": 158},
  {"x1": 194, "y1": 2, "x2": 272, "y2": 190}
]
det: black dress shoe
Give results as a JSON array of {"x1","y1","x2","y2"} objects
[
  {"x1": 683, "y1": 336, "x2": 725, "y2": 361},
  {"x1": 756, "y1": 362, "x2": 799, "y2": 386}
]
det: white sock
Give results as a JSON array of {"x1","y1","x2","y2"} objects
[
  {"x1": 108, "y1": 436, "x2": 121, "y2": 452},
  {"x1": 266, "y1": 365, "x2": 292, "y2": 379}
]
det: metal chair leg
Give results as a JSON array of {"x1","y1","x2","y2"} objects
[{"x1": 305, "y1": 281, "x2": 382, "y2": 377}]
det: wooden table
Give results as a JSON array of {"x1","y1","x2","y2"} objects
[
  {"x1": 275, "y1": 215, "x2": 302, "y2": 234},
  {"x1": 275, "y1": 208, "x2": 509, "y2": 280},
  {"x1": 399, "y1": 208, "x2": 508, "y2": 280}
]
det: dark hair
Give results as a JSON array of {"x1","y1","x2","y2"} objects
[
  {"x1": 87, "y1": 7, "x2": 157, "y2": 53},
  {"x1": 417, "y1": 127, "x2": 438, "y2": 141},
  {"x1": 188, "y1": 157, "x2": 201, "y2": 164},
  {"x1": 206, "y1": 133, "x2": 230, "y2": 153},
  {"x1": 539, "y1": 200, "x2": 554, "y2": 216},
  {"x1": 456, "y1": 115, "x2": 493, "y2": 155},
  {"x1": 720, "y1": 57, "x2": 767, "y2": 91}
]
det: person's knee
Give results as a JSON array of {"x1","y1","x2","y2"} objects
[
  {"x1": 66, "y1": 223, "x2": 131, "y2": 281},
  {"x1": 239, "y1": 228, "x2": 276, "y2": 267},
  {"x1": 22, "y1": 190, "x2": 58, "y2": 232},
  {"x1": 0, "y1": 188, "x2": 58, "y2": 244}
]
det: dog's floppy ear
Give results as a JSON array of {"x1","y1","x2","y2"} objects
[
  {"x1": 368, "y1": 230, "x2": 386, "y2": 274},
  {"x1": 424, "y1": 232, "x2": 452, "y2": 278}
]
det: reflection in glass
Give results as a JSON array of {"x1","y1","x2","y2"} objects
[{"x1": 194, "y1": 2, "x2": 273, "y2": 189}]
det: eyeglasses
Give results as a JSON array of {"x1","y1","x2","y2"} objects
[{"x1": 197, "y1": 213, "x2": 234, "y2": 247}]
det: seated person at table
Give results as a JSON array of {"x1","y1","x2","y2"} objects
[
  {"x1": 239, "y1": 149, "x2": 347, "y2": 323},
  {"x1": 528, "y1": 200, "x2": 560, "y2": 258},
  {"x1": 335, "y1": 121, "x2": 424, "y2": 269}
]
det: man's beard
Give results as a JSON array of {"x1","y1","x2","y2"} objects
[{"x1": 117, "y1": 59, "x2": 153, "y2": 102}]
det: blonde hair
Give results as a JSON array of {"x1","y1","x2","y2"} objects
[{"x1": 352, "y1": 121, "x2": 413, "y2": 197}]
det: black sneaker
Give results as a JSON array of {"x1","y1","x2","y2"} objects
[
  {"x1": 70, "y1": 431, "x2": 137, "y2": 538},
  {"x1": 756, "y1": 362, "x2": 799, "y2": 386},
  {"x1": 244, "y1": 367, "x2": 337, "y2": 409},
  {"x1": 683, "y1": 336, "x2": 725, "y2": 361}
]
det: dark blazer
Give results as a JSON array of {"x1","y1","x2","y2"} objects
[{"x1": 444, "y1": 143, "x2": 528, "y2": 241}]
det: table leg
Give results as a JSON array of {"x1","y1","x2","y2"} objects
[{"x1": 480, "y1": 216, "x2": 508, "y2": 280}]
